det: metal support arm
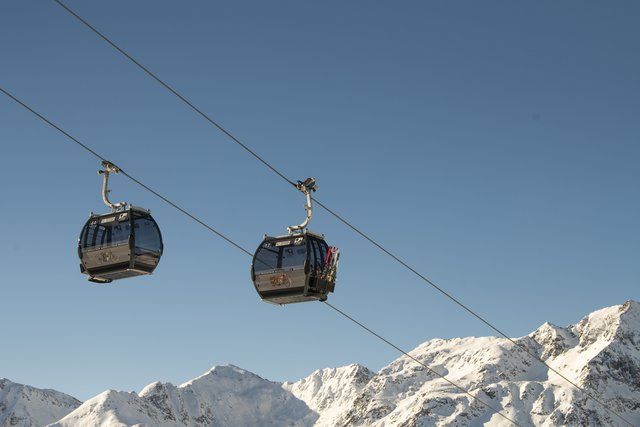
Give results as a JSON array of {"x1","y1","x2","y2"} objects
[
  {"x1": 99, "y1": 160, "x2": 126, "y2": 211},
  {"x1": 287, "y1": 177, "x2": 317, "y2": 234}
]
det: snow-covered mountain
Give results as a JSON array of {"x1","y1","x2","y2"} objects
[
  {"x1": 0, "y1": 379, "x2": 80, "y2": 427},
  {"x1": 49, "y1": 365, "x2": 317, "y2": 427},
  {"x1": 283, "y1": 364, "x2": 375, "y2": 426},
  {"x1": 3, "y1": 300, "x2": 639, "y2": 426},
  {"x1": 286, "y1": 300, "x2": 640, "y2": 426}
]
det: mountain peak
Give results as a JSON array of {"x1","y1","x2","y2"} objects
[
  {"x1": 5, "y1": 300, "x2": 640, "y2": 426},
  {"x1": 284, "y1": 364, "x2": 374, "y2": 426},
  {"x1": 53, "y1": 366, "x2": 317, "y2": 427},
  {"x1": 204, "y1": 364, "x2": 256, "y2": 379},
  {"x1": 177, "y1": 364, "x2": 271, "y2": 394},
  {"x1": 301, "y1": 301, "x2": 640, "y2": 426},
  {"x1": 529, "y1": 321, "x2": 579, "y2": 360},
  {"x1": 571, "y1": 299, "x2": 640, "y2": 348}
]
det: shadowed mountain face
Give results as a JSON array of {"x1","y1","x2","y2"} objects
[
  {"x1": 0, "y1": 379, "x2": 81, "y2": 427},
  {"x1": 49, "y1": 365, "x2": 317, "y2": 427},
  {"x1": 3, "y1": 301, "x2": 639, "y2": 426},
  {"x1": 285, "y1": 300, "x2": 640, "y2": 426}
]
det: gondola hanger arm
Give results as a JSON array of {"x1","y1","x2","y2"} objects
[
  {"x1": 287, "y1": 177, "x2": 317, "y2": 234},
  {"x1": 98, "y1": 160, "x2": 127, "y2": 211}
]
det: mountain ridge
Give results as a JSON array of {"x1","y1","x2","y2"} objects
[
  {"x1": 0, "y1": 379, "x2": 80, "y2": 427},
  {"x1": 2, "y1": 300, "x2": 639, "y2": 426}
]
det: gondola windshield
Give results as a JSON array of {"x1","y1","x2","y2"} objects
[
  {"x1": 253, "y1": 238, "x2": 306, "y2": 274},
  {"x1": 79, "y1": 214, "x2": 130, "y2": 251}
]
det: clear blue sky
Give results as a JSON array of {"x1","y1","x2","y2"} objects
[{"x1": 1, "y1": 1, "x2": 638, "y2": 401}]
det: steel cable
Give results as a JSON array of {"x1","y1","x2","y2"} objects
[
  {"x1": 49, "y1": 4, "x2": 635, "y2": 424},
  {"x1": 1, "y1": 84, "x2": 522, "y2": 426}
]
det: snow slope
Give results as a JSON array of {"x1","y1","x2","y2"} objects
[
  {"x1": 0, "y1": 379, "x2": 80, "y2": 427},
  {"x1": 283, "y1": 364, "x2": 374, "y2": 426},
  {"x1": 286, "y1": 300, "x2": 640, "y2": 426},
  {"x1": 3, "y1": 300, "x2": 640, "y2": 426},
  {"x1": 49, "y1": 365, "x2": 316, "y2": 427}
]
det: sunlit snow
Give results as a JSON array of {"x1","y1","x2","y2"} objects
[{"x1": 2, "y1": 301, "x2": 639, "y2": 426}]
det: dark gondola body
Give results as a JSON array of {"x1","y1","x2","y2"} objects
[
  {"x1": 251, "y1": 231, "x2": 338, "y2": 305},
  {"x1": 78, "y1": 206, "x2": 163, "y2": 283}
]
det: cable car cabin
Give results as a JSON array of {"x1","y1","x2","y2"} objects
[
  {"x1": 78, "y1": 207, "x2": 163, "y2": 283},
  {"x1": 251, "y1": 232, "x2": 339, "y2": 305}
]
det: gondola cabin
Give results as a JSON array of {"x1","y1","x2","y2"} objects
[
  {"x1": 78, "y1": 206, "x2": 163, "y2": 283},
  {"x1": 251, "y1": 231, "x2": 339, "y2": 305}
]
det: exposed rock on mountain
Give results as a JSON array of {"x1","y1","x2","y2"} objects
[
  {"x1": 49, "y1": 365, "x2": 316, "y2": 427},
  {"x1": 3, "y1": 301, "x2": 639, "y2": 426},
  {"x1": 286, "y1": 300, "x2": 640, "y2": 426},
  {"x1": 0, "y1": 379, "x2": 80, "y2": 427}
]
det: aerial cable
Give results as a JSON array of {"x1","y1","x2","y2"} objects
[
  {"x1": 44, "y1": 5, "x2": 636, "y2": 424},
  {"x1": 49, "y1": 1, "x2": 531, "y2": 336},
  {"x1": 0, "y1": 85, "x2": 521, "y2": 427},
  {"x1": 324, "y1": 302, "x2": 521, "y2": 426},
  {"x1": 0, "y1": 86, "x2": 250, "y2": 258},
  {"x1": 52, "y1": 0, "x2": 296, "y2": 189}
]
